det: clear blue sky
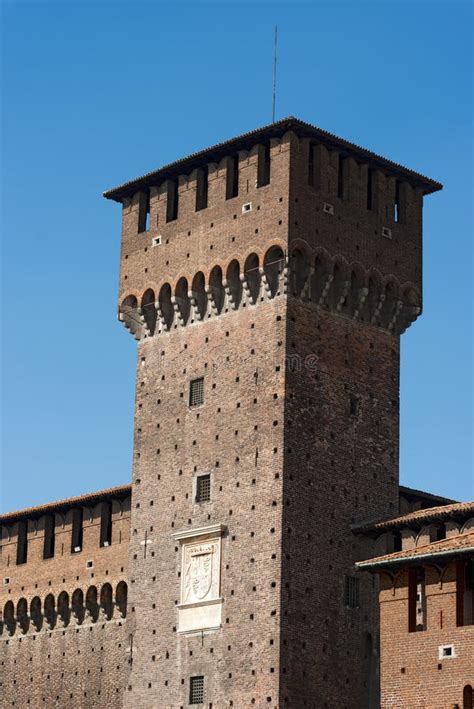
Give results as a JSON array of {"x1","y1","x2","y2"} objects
[{"x1": 1, "y1": 1, "x2": 472, "y2": 513}]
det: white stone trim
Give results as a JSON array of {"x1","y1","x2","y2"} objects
[{"x1": 172, "y1": 523, "x2": 225, "y2": 542}]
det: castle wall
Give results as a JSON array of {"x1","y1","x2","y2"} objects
[
  {"x1": 124, "y1": 293, "x2": 287, "y2": 707},
  {"x1": 280, "y1": 300, "x2": 400, "y2": 707},
  {"x1": 379, "y1": 563, "x2": 474, "y2": 708},
  {"x1": 0, "y1": 494, "x2": 130, "y2": 708}
]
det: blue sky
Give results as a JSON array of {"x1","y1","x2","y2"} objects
[{"x1": 1, "y1": 1, "x2": 472, "y2": 512}]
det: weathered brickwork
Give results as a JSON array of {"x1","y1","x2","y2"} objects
[
  {"x1": 379, "y1": 563, "x2": 473, "y2": 708},
  {"x1": 109, "y1": 118, "x2": 441, "y2": 708},
  {"x1": 0, "y1": 488, "x2": 131, "y2": 707},
  {"x1": 0, "y1": 117, "x2": 448, "y2": 708},
  {"x1": 357, "y1": 503, "x2": 474, "y2": 708}
]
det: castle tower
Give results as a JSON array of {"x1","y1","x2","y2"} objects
[{"x1": 104, "y1": 117, "x2": 441, "y2": 707}]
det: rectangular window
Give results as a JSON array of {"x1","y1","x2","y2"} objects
[
  {"x1": 257, "y1": 142, "x2": 271, "y2": 187},
  {"x1": 189, "y1": 377, "x2": 204, "y2": 407},
  {"x1": 138, "y1": 191, "x2": 150, "y2": 233},
  {"x1": 196, "y1": 474, "x2": 211, "y2": 503},
  {"x1": 457, "y1": 559, "x2": 474, "y2": 626},
  {"x1": 349, "y1": 395, "x2": 360, "y2": 416},
  {"x1": 344, "y1": 575, "x2": 360, "y2": 608},
  {"x1": 226, "y1": 155, "x2": 239, "y2": 200},
  {"x1": 394, "y1": 180, "x2": 401, "y2": 223},
  {"x1": 43, "y1": 515, "x2": 55, "y2": 559},
  {"x1": 189, "y1": 676, "x2": 204, "y2": 705},
  {"x1": 408, "y1": 567, "x2": 426, "y2": 632},
  {"x1": 100, "y1": 502, "x2": 112, "y2": 547},
  {"x1": 166, "y1": 179, "x2": 179, "y2": 222},
  {"x1": 195, "y1": 167, "x2": 208, "y2": 211},
  {"x1": 337, "y1": 154, "x2": 345, "y2": 199},
  {"x1": 16, "y1": 521, "x2": 28, "y2": 565},
  {"x1": 308, "y1": 143, "x2": 315, "y2": 186},
  {"x1": 367, "y1": 168, "x2": 375, "y2": 210},
  {"x1": 71, "y1": 508, "x2": 83, "y2": 553}
]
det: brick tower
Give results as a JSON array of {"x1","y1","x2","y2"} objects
[{"x1": 104, "y1": 117, "x2": 441, "y2": 708}]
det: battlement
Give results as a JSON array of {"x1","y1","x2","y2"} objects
[
  {"x1": 0, "y1": 485, "x2": 130, "y2": 639},
  {"x1": 105, "y1": 117, "x2": 441, "y2": 343}
]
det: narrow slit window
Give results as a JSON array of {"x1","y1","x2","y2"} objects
[
  {"x1": 43, "y1": 515, "x2": 55, "y2": 559},
  {"x1": 196, "y1": 474, "x2": 211, "y2": 503},
  {"x1": 100, "y1": 502, "x2": 112, "y2": 547},
  {"x1": 457, "y1": 559, "x2": 474, "y2": 627},
  {"x1": 189, "y1": 377, "x2": 204, "y2": 407},
  {"x1": 308, "y1": 143, "x2": 315, "y2": 186},
  {"x1": 344, "y1": 575, "x2": 360, "y2": 608},
  {"x1": 337, "y1": 154, "x2": 345, "y2": 199},
  {"x1": 189, "y1": 676, "x2": 204, "y2": 704},
  {"x1": 257, "y1": 143, "x2": 271, "y2": 187},
  {"x1": 394, "y1": 180, "x2": 401, "y2": 222},
  {"x1": 71, "y1": 508, "x2": 84, "y2": 553},
  {"x1": 16, "y1": 521, "x2": 28, "y2": 565},
  {"x1": 408, "y1": 567, "x2": 426, "y2": 632},
  {"x1": 349, "y1": 395, "x2": 360, "y2": 416},
  {"x1": 367, "y1": 168, "x2": 374, "y2": 210},
  {"x1": 195, "y1": 167, "x2": 208, "y2": 211},
  {"x1": 226, "y1": 155, "x2": 239, "y2": 199},
  {"x1": 166, "y1": 179, "x2": 179, "y2": 222},
  {"x1": 138, "y1": 191, "x2": 150, "y2": 233}
]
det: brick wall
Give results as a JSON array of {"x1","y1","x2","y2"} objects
[
  {"x1": 379, "y1": 563, "x2": 474, "y2": 708},
  {"x1": 0, "y1": 495, "x2": 131, "y2": 707}
]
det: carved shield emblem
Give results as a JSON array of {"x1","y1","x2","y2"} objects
[
  {"x1": 184, "y1": 548, "x2": 213, "y2": 602},
  {"x1": 190, "y1": 552, "x2": 212, "y2": 600}
]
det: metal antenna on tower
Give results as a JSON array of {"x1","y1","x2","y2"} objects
[{"x1": 272, "y1": 25, "x2": 278, "y2": 123}]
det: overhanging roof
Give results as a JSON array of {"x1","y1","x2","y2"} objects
[
  {"x1": 103, "y1": 116, "x2": 443, "y2": 202},
  {"x1": 356, "y1": 531, "x2": 474, "y2": 570},
  {"x1": 0, "y1": 484, "x2": 132, "y2": 525},
  {"x1": 353, "y1": 500, "x2": 474, "y2": 535}
]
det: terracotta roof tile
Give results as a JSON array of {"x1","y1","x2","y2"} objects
[
  {"x1": 0, "y1": 484, "x2": 132, "y2": 524},
  {"x1": 356, "y1": 531, "x2": 474, "y2": 570},
  {"x1": 353, "y1": 500, "x2": 474, "y2": 534}
]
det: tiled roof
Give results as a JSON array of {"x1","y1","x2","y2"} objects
[
  {"x1": 353, "y1": 500, "x2": 474, "y2": 534},
  {"x1": 398, "y1": 484, "x2": 457, "y2": 506},
  {"x1": 103, "y1": 116, "x2": 442, "y2": 202},
  {"x1": 356, "y1": 531, "x2": 474, "y2": 570},
  {"x1": 0, "y1": 484, "x2": 132, "y2": 524}
]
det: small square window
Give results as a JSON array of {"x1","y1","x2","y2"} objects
[
  {"x1": 439, "y1": 644, "x2": 455, "y2": 659},
  {"x1": 189, "y1": 378, "x2": 204, "y2": 407},
  {"x1": 196, "y1": 474, "x2": 211, "y2": 503},
  {"x1": 345, "y1": 576, "x2": 360, "y2": 608},
  {"x1": 189, "y1": 675, "x2": 204, "y2": 704}
]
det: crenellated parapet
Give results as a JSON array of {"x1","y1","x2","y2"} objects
[{"x1": 118, "y1": 242, "x2": 421, "y2": 340}]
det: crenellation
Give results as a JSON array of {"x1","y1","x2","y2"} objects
[{"x1": 2, "y1": 117, "x2": 452, "y2": 708}]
